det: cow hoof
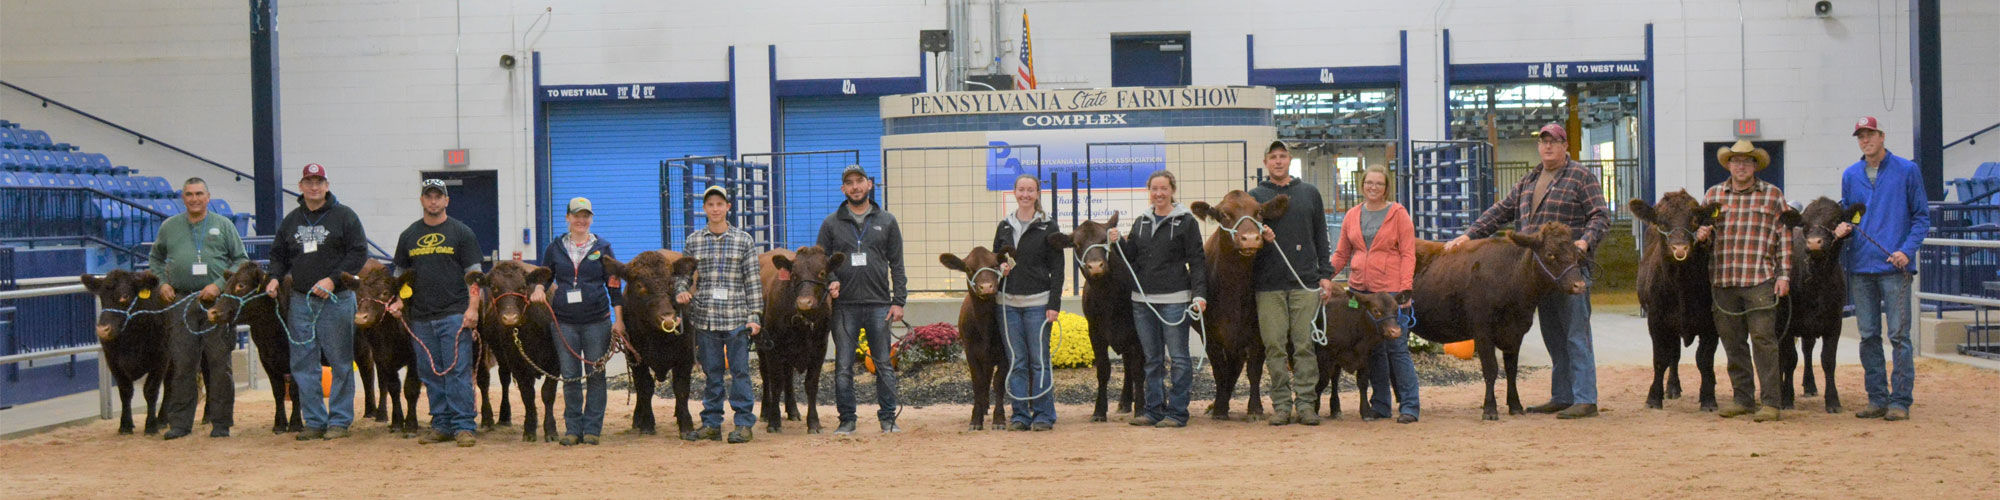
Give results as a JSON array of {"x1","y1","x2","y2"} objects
[
  {"x1": 144, "y1": 427, "x2": 159, "y2": 436},
  {"x1": 402, "y1": 431, "x2": 418, "y2": 439},
  {"x1": 1645, "y1": 400, "x2": 1664, "y2": 410},
  {"x1": 1780, "y1": 403, "x2": 1795, "y2": 410},
  {"x1": 118, "y1": 427, "x2": 134, "y2": 435},
  {"x1": 288, "y1": 424, "x2": 305, "y2": 433},
  {"x1": 1803, "y1": 386, "x2": 1818, "y2": 397},
  {"x1": 271, "y1": 426, "x2": 287, "y2": 435},
  {"x1": 766, "y1": 425, "x2": 781, "y2": 434},
  {"x1": 1210, "y1": 413, "x2": 1231, "y2": 421},
  {"x1": 1508, "y1": 408, "x2": 1525, "y2": 416},
  {"x1": 787, "y1": 415, "x2": 801, "y2": 422},
  {"x1": 1825, "y1": 404, "x2": 1842, "y2": 414},
  {"x1": 638, "y1": 428, "x2": 657, "y2": 436},
  {"x1": 1091, "y1": 415, "x2": 1107, "y2": 423},
  {"x1": 969, "y1": 424, "x2": 983, "y2": 431},
  {"x1": 1700, "y1": 403, "x2": 1718, "y2": 412},
  {"x1": 1666, "y1": 387, "x2": 1682, "y2": 399},
  {"x1": 522, "y1": 434, "x2": 536, "y2": 442},
  {"x1": 1328, "y1": 411, "x2": 1341, "y2": 421},
  {"x1": 1482, "y1": 412, "x2": 1499, "y2": 421},
  {"x1": 807, "y1": 426, "x2": 822, "y2": 435}
]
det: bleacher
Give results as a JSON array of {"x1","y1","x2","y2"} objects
[{"x1": 0, "y1": 119, "x2": 255, "y2": 253}]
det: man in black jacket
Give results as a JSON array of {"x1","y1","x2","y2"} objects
[
  {"x1": 1249, "y1": 141, "x2": 1335, "y2": 426},
  {"x1": 263, "y1": 163, "x2": 370, "y2": 441},
  {"x1": 817, "y1": 165, "x2": 907, "y2": 435}
]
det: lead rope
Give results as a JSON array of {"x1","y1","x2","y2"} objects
[
  {"x1": 373, "y1": 297, "x2": 469, "y2": 377},
  {"x1": 1106, "y1": 237, "x2": 1208, "y2": 373},
  {"x1": 1221, "y1": 214, "x2": 1333, "y2": 346},
  {"x1": 987, "y1": 264, "x2": 1060, "y2": 402}
]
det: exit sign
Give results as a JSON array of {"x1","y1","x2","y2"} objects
[
  {"x1": 444, "y1": 149, "x2": 470, "y2": 167},
  {"x1": 1734, "y1": 119, "x2": 1761, "y2": 138}
]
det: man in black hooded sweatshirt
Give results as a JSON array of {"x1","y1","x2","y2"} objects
[{"x1": 264, "y1": 163, "x2": 370, "y2": 441}]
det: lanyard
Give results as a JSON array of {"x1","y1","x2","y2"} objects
[
  {"x1": 568, "y1": 234, "x2": 590, "y2": 290},
  {"x1": 852, "y1": 216, "x2": 870, "y2": 250},
  {"x1": 188, "y1": 216, "x2": 205, "y2": 259}
]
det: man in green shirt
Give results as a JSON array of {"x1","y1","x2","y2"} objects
[{"x1": 148, "y1": 177, "x2": 250, "y2": 439}]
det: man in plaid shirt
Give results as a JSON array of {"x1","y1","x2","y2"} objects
[
  {"x1": 681, "y1": 185, "x2": 764, "y2": 444},
  {"x1": 1696, "y1": 140, "x2": 1792, "y2": 423},
  {"x1": 1448, "y1": 122, "x2": 1610, "y2": 419}
]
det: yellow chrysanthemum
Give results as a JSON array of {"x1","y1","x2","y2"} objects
[{"x1": 1049, "y1": 311, "x2": 1094, "y2": 368}]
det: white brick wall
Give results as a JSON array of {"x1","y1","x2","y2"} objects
[{"x1": 1, "y1": 0, "x2": 1994, "y2": 254}]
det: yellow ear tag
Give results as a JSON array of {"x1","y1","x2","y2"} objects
[
  {"x1": 1850, "y1": 212, "x2": 1862, "y2": 224},
  {"x1": 399, "y1": 284, "x2": 413, "y2": 299},
  {"x1": 1712, "y1": 207, "x2": 1722, "y2": 219},
  {"x1": 138, "y1": 289, "x2": 152, "y2": 299}
]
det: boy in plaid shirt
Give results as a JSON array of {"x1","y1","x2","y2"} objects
[
  {"x1": 681, "y1": 186, "x2": 764, "y2": 444},
  {"x1": 1697, "y1": 140, "x2": 1792, "y2": 423}
]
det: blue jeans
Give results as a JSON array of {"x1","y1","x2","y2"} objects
[
  {"x1": 287, "y1": 290, "x2": 356, "y2": 430},
  {"x1": 554, "y1": 319, "x2": 611, "y2": 436},
  {"x1": 410, "y1": 314, "x2": 478, "y2": 434},
  {"x1": 1849, "y1": 272, "x2": 1915, "y2": 410},
  {"x1": 1536, "y1": 282, "x2": 1598, "y2": 405},
  {"x1": 1368, "y1": 326, "x2": 1421, "y2": 418},
  {"x1": 1002, "y1": 304, "x2": 1056, "y2": 426},
  {"x1": 697, "y1": 326, "x2": 756, "y2": 429},
  {"x1": 1132, "y1": 301, "x2": 1192, "y2": 424},
  {"x1": 831, "y1": 304, "x2": 898, "y2": 423}
]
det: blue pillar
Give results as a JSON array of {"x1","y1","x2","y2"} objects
[
  {"x1": 1912, "y1": 0, "x2": 1943, "y2": 201},
  {"x1": 250, "y1": 0, "x2": 282, "y2": 235}
]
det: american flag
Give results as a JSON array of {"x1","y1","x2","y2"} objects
[{"x1": 1016, "y1": 10, "x2": 1036, "y2": 90}]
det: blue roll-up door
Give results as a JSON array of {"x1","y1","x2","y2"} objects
[
  {"x1": 547, "y1": 100, "x2": 731, "y2": 252},
  {"x1": 778, "y1": 96, "x2": 881, "y2": 248}
]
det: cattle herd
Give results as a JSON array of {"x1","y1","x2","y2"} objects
[{"x1": 75, "y1": 189, "x2": 1860, "y2": 441}]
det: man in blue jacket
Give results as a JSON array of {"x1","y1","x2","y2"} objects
[{"x1": 1834, "y1": 116, "x2": 1929, "y2": 422}]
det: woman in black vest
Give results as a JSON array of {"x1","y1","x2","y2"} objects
[
  {"x1": 992, "y1": 174, "x2": 1064, "y2": 431},
  {"x1": 530, "y1": 197, "x2": 622, "y2": 446},
  {"x1": 1109, "y1": 170, "x2": 1207, "y2": 428}
]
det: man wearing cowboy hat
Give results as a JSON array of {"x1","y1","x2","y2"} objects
[
  {"x1": 1833, "y1": 117, "x2": 1928, "y2": 422},
  {"x1": 388, "y1": 178, "x2": 484, "y2": 446},
  {"x1": 1448, "y1": 122, "x2": 1611, "y2": 419},
  {"x1": 1695, "y1": 140, "x2": 1792, "y2": 423}
]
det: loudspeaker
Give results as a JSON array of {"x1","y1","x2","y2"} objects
[
  {"x1": 498, "y1": 54, "x2": 517, "y2": 69},
  {"x1": 1815, "y1": 1, "x2": 1833, "y2": 18},
  {"x1": 920, "y1": 30, "x2": 951, "y2": 53}
]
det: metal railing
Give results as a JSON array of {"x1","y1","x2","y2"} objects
[
  {"x1": 0, "y1": 79, "x2": 288, "y2": 196},
  {"x1": 1916, "y1": 237, "x2": 2000, "y2": 360}
]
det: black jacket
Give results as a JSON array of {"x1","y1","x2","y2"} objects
[
  {"x1": 268, "y1": 192, "x2": 369, "y2": 294},
  {"x1": 817, "y1": 200, "x2": 908, "y2": 307},
  {"x1": 1117, "y1": 204, "x2": 1207, "y2": 303},
  {"x1": 992, "y1": 211, "x2": 1064, "y2": 311},
  {"x1": 1249, "y1": 178, "x2": 1335, "y2": 291},
  {"x1": 541, "y1": 233, "x2": 623, "y2": 324}
]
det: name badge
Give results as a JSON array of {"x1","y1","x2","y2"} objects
[
  {"x1": 303, "y1": 242, "x2": 319, "y2": 254},
  {"x1": 191, "y1": 263, "x2": 208, "y2": 276},
  {"x1": 850, "y1": 253, "x2": 867, "y2": 267},
  {"x1": 710, "y1": 287, "x2": 728, "y2": 300},
  {"x1": 565, "y1": 289, "x2": 583, "y2": 304}
]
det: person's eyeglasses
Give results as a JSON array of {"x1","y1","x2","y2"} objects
[{"x1": 1538, "y1": 138, "x2": 1565, "y2": 145}]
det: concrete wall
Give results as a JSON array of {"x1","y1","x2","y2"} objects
[{"x1": 2, "y1": 0, "x2": 1994, "y2": 255}]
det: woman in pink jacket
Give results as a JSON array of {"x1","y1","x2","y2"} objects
[{"x1": 1328, "y1": 166, "x2": 1420, "y2": 423}]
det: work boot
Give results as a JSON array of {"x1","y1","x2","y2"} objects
[
  {"x1": 417, "y1": 429, "x2": 451, "y2": 444},
  {"x1": 1007, "y1": 422, "x2": 1030, "y2": 432},
  {"x1": 1154, "y1": 418, "x2": 1186, "y2": 428},
  {"x1": 833, "y1": 421, "x2": 857, "y2": 436},
  {"x1": 1717, "y1": 403, "x2": 1754, "y2": 418},
  {"x1": 323, "y1": 426, "x2": 350, "y2": 440},
  {"x1": 1129, "y1": 415, "x2": 1158, "y2": 427},
  {"x1": 1395, "y1": 414, "x2": 1419, "y2": 424},
  {"x1": 454, "y1": 430, "x2": 476, "y2": 447},
  {"x1": 683, "y1": 426, "x2": 721, "y2": 442},
  {"x1": 728, "y1": 426, "x2": 754, "y2": 444},
  {"x1": 1883, "y1": 408, "x2": 1909, "y2": 421},
  {"x1": 583, "y1": 434, "x2": 601, "y2": 445},
  {"x1": 880, "y1": 420, "x2": 902, "y2": 434},
  {"x1": 1525, "y1": 401, "x2": 1572, "y2": 414},
  {"x1": 163, "y1": 428, "x2": 191, "y2": 441},
  {"x1": 1556, "y1": 404, "x2": 1600, "y2": 419},
  {"x1": 559, "y1": 435, "x2": 579, "y2": 446},
  {"x1": 1751, "y1": 406, "x2": 1781, "y2": 422},
  {"x1": 1854, "y1": 405, "x2": 1888, "y2": 419},
  {"x1": 1268, "y1": 410, "x2": 1294, "y2": 426},
  {"x1": 1296, "y1": 411, "x2": 1321, "y2": 426},
  {"x1": 1030, "y1": 422, "x2": 1053, "y2": 432},
  {"x1": 295, "y1": 427, "x2": 325, "y2": 441}
]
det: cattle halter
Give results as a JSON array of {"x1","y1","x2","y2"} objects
[{"x1": 1652, "y1": 225, "x2": 1696, "y2": 262}]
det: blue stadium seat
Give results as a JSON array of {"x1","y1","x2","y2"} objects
[
  {"x1": 0, "y1": 120, "x2": 15, "y2": 128},
  {"x1": 111, "y1": 165, "x2": 133, "y2": 177},
  {"x1": 0, "y1": 129, "x2": 15, "y2": 149},
  {"x1": 0, "y1": 151, "x2": 20, "y2": 171},
  {"x1": 50, "y1": 152, "x2": 79, "y2": 174},
  {"x1": 13, "y1": 151, "x2": 42, "y2": 172},
  {"x1": 31, "y1": 151, "x2": 60, "y2": 173},
  {"x1": 148, "y1": 177, "x2": 173, "y2": 199},
  {"x1": 18, "y1": 130, "x2": 51, "y2": 150},
  {"x1": 0, "y1": 171, "x2": 17, "y2": 187},
  {"x1": 208, "y1": 199, "x2": 233, "y2": 215},
  {"x1": 81, "y1": 153, "x2": 111, "y2": 174}
]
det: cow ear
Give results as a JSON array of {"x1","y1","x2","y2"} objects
[
  {"x1": 1046, "y1": 232, "x2": 1072, "y2": 250},
  {"x1": 671, "y1": 256, "x2": 699, "y2": 277},
  {"x1": 1188, "y1": 201, "x2": 1215, "y2": 222},
  {"x1": 772, "y1": 255, "x2": 793, "y2": 271},
  {"x1": 463, "y1": 270, "x2": 486, "y2": 288},
  {"x1": 1505, "y1": 230, "x2": 1538, "y2": 248},
  {"x1": 1260, "y1": 194, "x2": 1291, "y2": 220},
  {"x1": 826, "y1": 252, "x2": 847, "y2": 271},
  {"x1": 1106, "y1": 212, "x2": 1120, "y2": 229},
  {"x1": 136, "y1": 272, "x2": 160, "y2": 291},
  {"x1": 1779, "y1": 207, "x2": 1804, "y2": 228},
  {"x1": 337, "y1": 272, "x2": 361, "y2": 291},
  {"x1": 79, "y1": 273, "x2": 101, "y2": 292},
  {"x1": 1845, "y1": 203, "x2": 1867, "y2": 223},
  {"x1": 601, "y1": 257, "x2": 627, "y2": 280},
  {"x1": 1694, "y1": 201, "x2": 1723, "y2": 225},
  {"x1": 998, "y1": 246, "x2": 1016, "y2": 260},
  {"x1": 1628, "y1": 199, "x2": 1657, "y2": 224},
  {"x1": 940, "y1": 253, "x2": 967, "y2": 272},
  {"x1": 1394, "y1": 290, "x2": 1412, "y2": 305},
  {"x1": 528, "y1": 266, "x2": 554, "y2": 285}
]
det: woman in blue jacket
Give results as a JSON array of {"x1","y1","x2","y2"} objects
[{"x1": 531, "y1": 197, "x2": 623, "y2": 445}]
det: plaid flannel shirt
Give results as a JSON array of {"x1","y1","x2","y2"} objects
[
  {"x1": 1466, "y1": 160, "x2": 1611, "y2": 249},
  {"x1": 683, "y1": 226, "x2": 764, "y2": 332},
  {"x1": 1704, "y1": 181, "x2": 1792, "y2": 287}
]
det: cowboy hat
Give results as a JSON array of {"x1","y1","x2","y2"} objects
[{"x1": 1715, "y1": 140, "x2": 1771, "y2": 171}]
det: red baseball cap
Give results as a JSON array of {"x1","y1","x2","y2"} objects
[
  {"x1": 1534, "y1": 122, "x2": 1568, "y2": 142},
  {"x1": 1853, "y1": 116, "x2": 1884, "y2": 136},
  {"x1": 300, "y1": 163, "x2": 328, "y2": 180}
]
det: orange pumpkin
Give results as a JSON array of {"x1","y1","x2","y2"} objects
[{"x1": 1444, "y1": 340, "x2": 1476, "y2": 360}]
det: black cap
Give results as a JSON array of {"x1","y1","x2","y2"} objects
[
  {"x1": 702, "y1": 185, "x2": 731, "y2": 204},
  {"x1": 1266, "y1": 140, "x2": 1289, "y2": 154},
  {"x1": 420, "y1": 178, "x2": 447, "y2": 196}
]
